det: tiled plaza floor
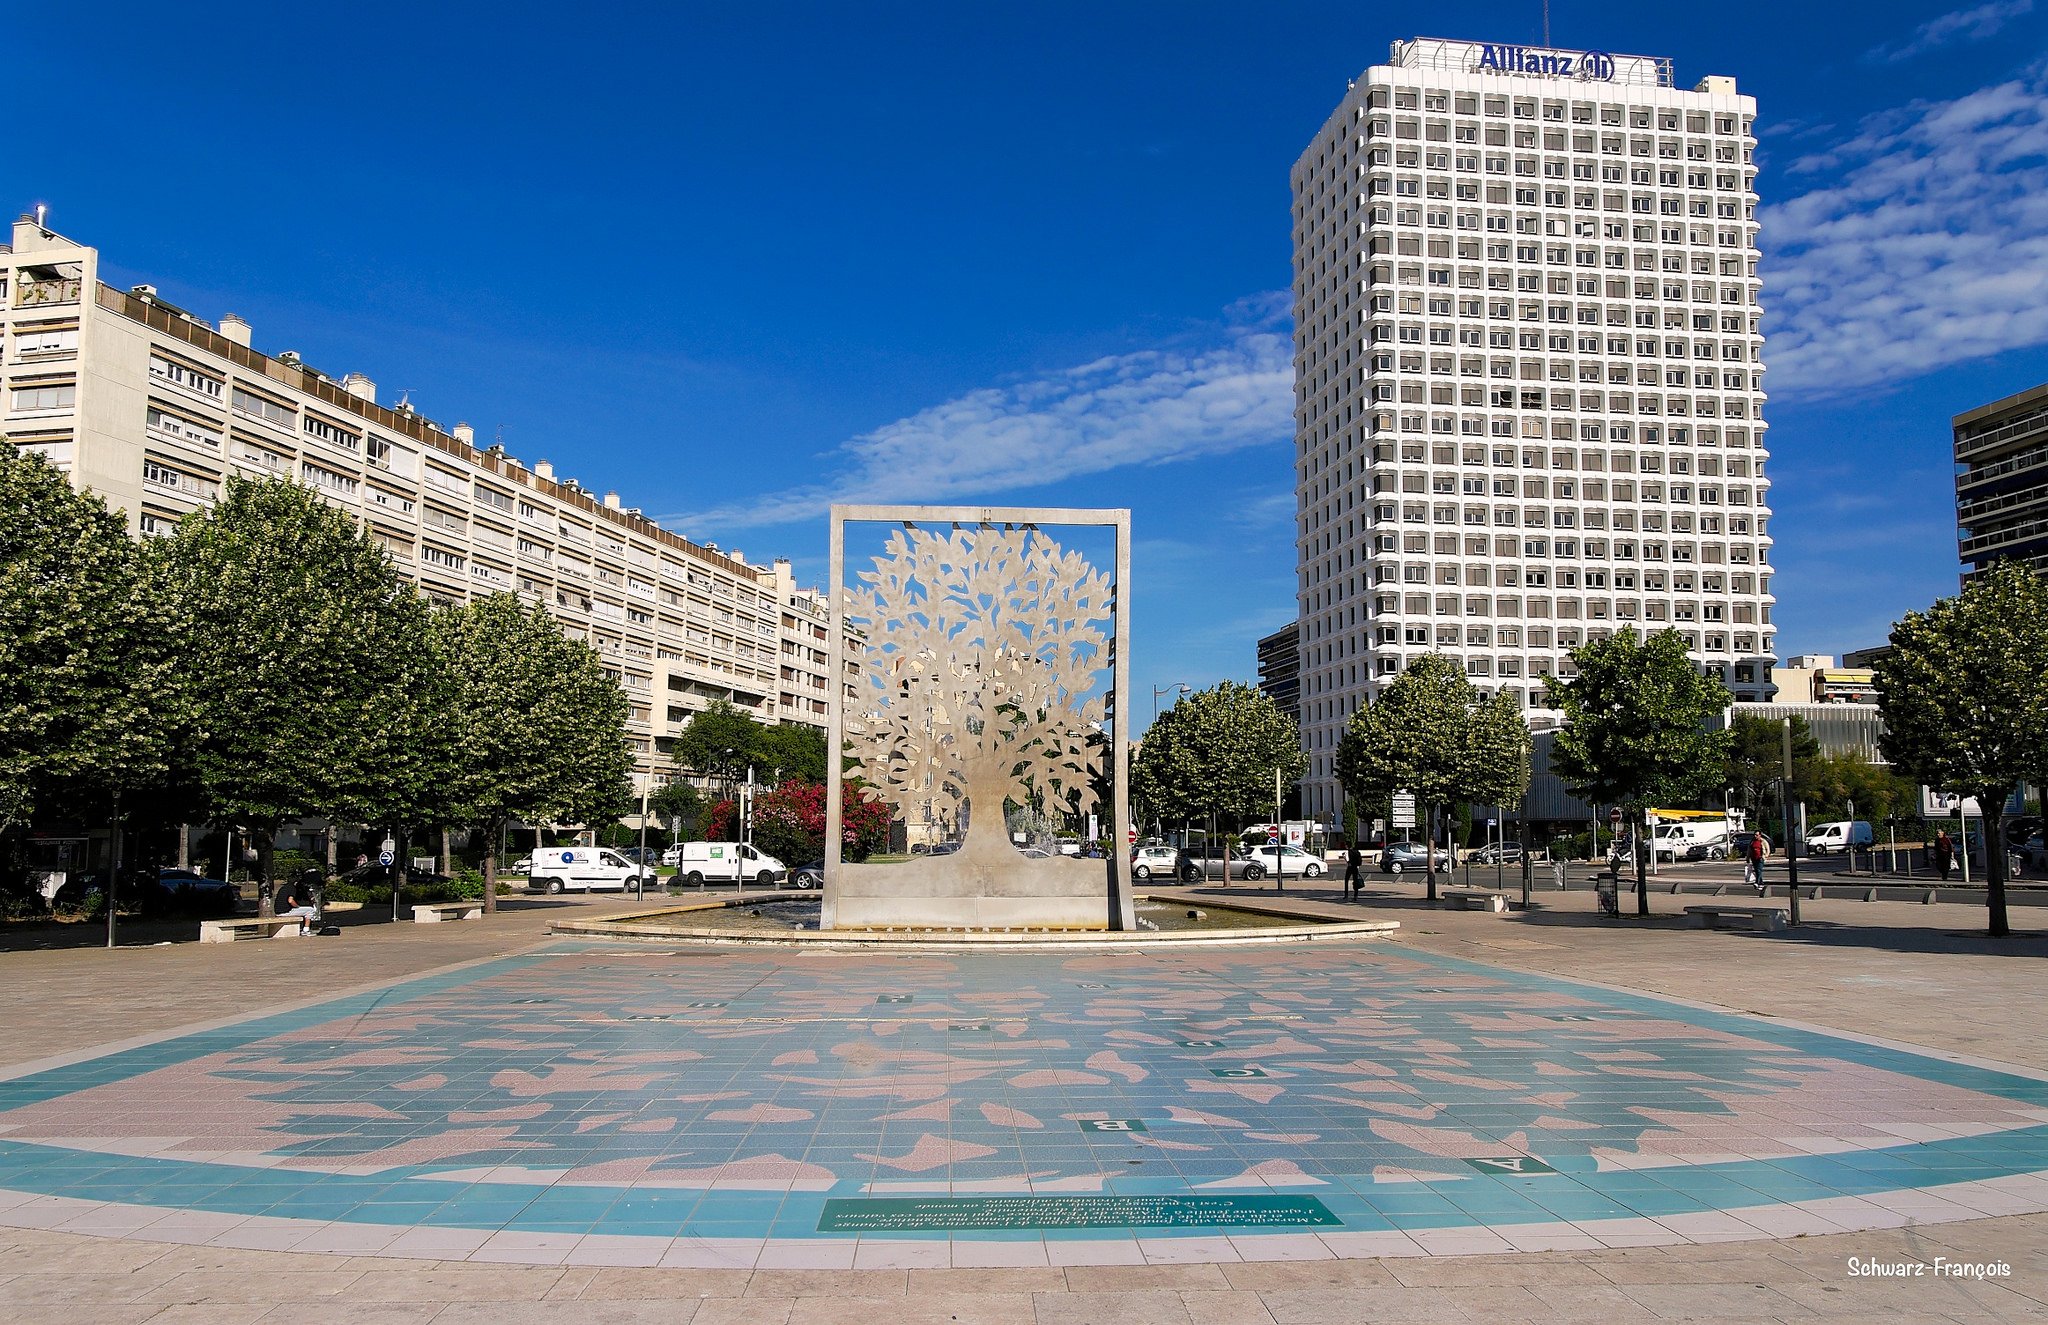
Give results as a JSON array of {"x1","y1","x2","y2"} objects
[{"x1": 1, "y1": 887, "x2": 2044, "y2": 1320}]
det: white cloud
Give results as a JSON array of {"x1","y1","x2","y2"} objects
[
  {"x1": 667, "y1": 295, "x2": 1293, "y2": 529},
  {"x1": 1866, "y1": 0, "x2": 2033, "y2": 63},
  {"x1": 1762, "y1": 66, "x2": 2048, "y2": 396}
]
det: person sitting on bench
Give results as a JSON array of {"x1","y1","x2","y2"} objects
[{"x1": 274, "y1": 874, "x2": 319, "y2": 933}]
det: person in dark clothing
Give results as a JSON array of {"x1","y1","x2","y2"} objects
[
  {"x1": 1935, "y1": 830, "x2": 1954, "y2": 882},
  {"x1": 1344, "y1": 844, "x2": 1363, "y2": 899},
  {"x1": 274, "y1": 874, "x2": 318, "y2": 933}
]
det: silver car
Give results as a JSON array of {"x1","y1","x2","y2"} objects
[{"x1": 1378, "y1": 841, "x2": 1452, "y2": 874}]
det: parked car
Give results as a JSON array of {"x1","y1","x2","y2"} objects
[
  {"x1": 1245, "y1": 844, "x2": 1325, "y2": 878},
  {"x1": 1131, "y1": 845, "x2": 1186, "y2": 881},
  {"x1": 1728, "y1": 831, "x2": 1769, "y2": 861},
  {"x1": 1680, "y1": 840, "x2": 1722, "y2": 862},
  {"x1": 509, "y1": 855, "x2": 533, "y2": 875},
  {"x1": 337, "y1": 864, "x2": 455, "y2": 892},
  {"x1": 790, "y1": 860, "x2": 825, "y2": 890},
  {"x1": 614, "y1": 846, "x2": 662, "y2": 866},
  {"x1": 1379, "y1": 841, "x2": 1452, "y2": 874},
  {"x1": 1467, "y1": 842, "x2": 1526, "y2": 866},
  {"x1": 661, "y1": 844, "x2": 683, "y2": 868},
  {"x1": 928, "y1": 841, "x2": 963, "y2": 856},
  {"x1": 60, "y1": 867, "x2": 242, "y2": 915}
]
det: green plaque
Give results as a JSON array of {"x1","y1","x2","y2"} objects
[{"x1": 817, "y1": 1195, "x2": 1339, "y2": 1232}]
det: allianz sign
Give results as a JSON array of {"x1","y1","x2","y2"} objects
[{"x1": 1477, "y1": 44, "x2": 1617, "y2": 80}]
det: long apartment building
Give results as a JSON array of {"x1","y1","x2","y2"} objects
[
  {"x1": 0, "y1": 215, "x2": 858, "y2": 782},
  {"x1": 1955, "y1": 380, "x2": 2048, "y2": 581},
  {"x1": 1290, "y1": 37, "x2": 1779, "y2": 820}
]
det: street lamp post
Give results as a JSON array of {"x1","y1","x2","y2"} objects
[{"x1": 1152, "y1": 682, "x2": 1190, "y2": 724}]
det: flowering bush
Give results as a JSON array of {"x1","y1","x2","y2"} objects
[{"x1": 705, "y1": 782, "x2": 893, "y2": 862}]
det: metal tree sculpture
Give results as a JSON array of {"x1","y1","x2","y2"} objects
[{"x1": 844, "y1": 525, "x2": 1109, "y2": 863}]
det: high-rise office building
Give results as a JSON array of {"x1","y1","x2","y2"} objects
[
  {"x1": 1290, "y1": 37, "x2": 1778, "y2": 820},
  {"x1": 1954, "y1": 380, "x2": 2048, "y2": 581},
  {"x1": 0, "y1": 215, "x2": 859, "y2": 786}
]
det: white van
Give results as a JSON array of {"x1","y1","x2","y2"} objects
[
  {"x1": 673, "y1": 841, "x2": 788, "y2": 886},
  {"x1": 1652, "y1": 821, "x2": 1730, "y2": 861},
  {"x1": 1806, "y1": 820, "x2": 1874, "y2": 855},
  {"x1": 526, "y1": 846, "x2": 658, "y2": 894}
]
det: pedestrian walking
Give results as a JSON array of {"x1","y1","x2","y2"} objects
[
  {"x1": 1935, "y1": 830, "x2": 1954, "y2": 882},
  {"x1": 1344, "y1": 843, "x2": 1362, "y2": 899},
  {"x1": 1746, "y1": 831, "x2": 1768, "y2": 895}
]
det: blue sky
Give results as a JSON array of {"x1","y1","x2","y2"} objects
[{"x1": 16, "y1": 2, "x2": 2048, "y2": 727}]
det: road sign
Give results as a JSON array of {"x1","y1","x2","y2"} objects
[
  {"x1": 1390, "y1": 792, "x2": 1416, "y2": 828},
  {"x1": 1608, "y1": 808, "x2": 1622, "y2": 826},
  {"x1": 1128, "y1": 826, "x2": 1137, "y2": 845},
  {"x1": 377, "y1": 851, "x2": 394, "y2": 866}
]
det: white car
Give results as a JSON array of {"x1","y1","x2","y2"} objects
[
  {"x1": 1245, "y1": 844, "x2": 1325, "y2": 878},
  {"x1": 1131, "y1": 845, "x2": 1188, "y2": 880},
  {"x1": 661, "y1": 844, "x2": 683, "y2": 868}
]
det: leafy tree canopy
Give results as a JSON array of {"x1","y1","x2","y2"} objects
[
  {"x1": 430, "y1": 592, "x2": 635, "y2": 908},
  {"x1": 1131, "y1": 681, "x2": 1306, "y2": 827},
  {"x1": 675, "y1": 699, "x2": 767, "y2": 785},
  {"x1": 1544, "y1": 628, "x2": 1733, "y2": 812},
  {"x1": 1544, "y1": 628, "x2": 1732, "y2": 915},
  {"x1": 1873, "y1": 560, "x2": 2048, "y2": 934},
  {"x1": 1335, "y1": 654, "x2": 1530, "y2": 819},
  {"x1": 758, "y1": 722, "x2": 828, "y2": 784},
  {"x1": 0, "y1": 443, "x2": 170, "y2": 842},
  {"x1": 150, "y1": 476, "x2": 424, "y2": 893},
  {"x1": 1723, "y1": 712, "x2": 1818, "y2": 816}
]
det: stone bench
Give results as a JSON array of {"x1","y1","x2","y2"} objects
[
  {"x1": 1444, "y1": 890, "x2": 1508, "y2": 912},
  {"x1": 1684, "y1": 904, "x2": 1787, "y2": 932},
  {"x1": 199, "y1": 915, "x2": 308, "y2": 943},
  {"x1": 411, "y1": 900, "x2": 484, "y2": 923}
]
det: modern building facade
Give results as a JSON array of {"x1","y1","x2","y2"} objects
[
  {"x1": 1255, "y1": 622, "x2": 1302, "y2": 730},
  {"x1": 1955, "y1": 380, "x2": 2048, "y2": 581},
  {"x1": 1290, "y1": 36, "x2": 1779, "y2": 820},
  {"x1": 0, "y1": 215, "x2": 858, "y2": 786}
]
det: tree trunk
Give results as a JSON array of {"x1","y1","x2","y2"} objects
[
  {"x1": 482, "y1": 819, "x2": 501, "y2": 915},
  {"x1": 253, "y1": 827, "x2": 276, "y2": 918},
  {"x1": 1980, "y1": 794, "x2": 2010, "y2": 937}
]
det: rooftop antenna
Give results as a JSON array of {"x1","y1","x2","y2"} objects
[
  {"x1": 34, "y1": 203, "x2": 47, "y2": 228},
  {"x1": 1543, "y1": 0, "x2": 1551, "y2": 47},
  {"x1": 495, "y1": 424, "x2": 506, "y2": 447},
  {"x1": 395, "y1": 389, "x2": 415, "y2": 411}
]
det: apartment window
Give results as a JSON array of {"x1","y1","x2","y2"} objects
[
  {"x1": 301, "y1": 462, "x2": 359, "y2": 496},
  {"x1": 145, "y1": 406, "x2": 221, "y2": 448},
  {"x1": 365, "y1": 434, "x2": 393, "y2": 469},
  {"x1": 231, "y1": 386, "x2": 294, "y2": 429},
  {"x1": 148, "y1": 355, "x2": 224, "y2": 398},
  {"x1": 474, "y1": 483, "x2": 514, "y2": 512},
  {"x1": 9, "y1": 383, "x2": 74, "y2": 412},
  {"x1": 14, "y1": 327, "x2": 78, "y2": 355},
  {"x1": 367, "y1": 487, "x2": 415, "y2": 516},
  {"x1": 302, "y1": 414, "x2": 360, "y2": 452},
  {"x1": 420, "y1": 545, "x2": 467, "y2": 572}
]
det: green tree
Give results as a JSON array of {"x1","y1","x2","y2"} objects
[
  {"x1": 1872, "y1": 561, "x2": 2048, "y2": 936},
  {"x1": 757, "y1": 722, "x2": 828, "y2": 784},
  {"x1": 1802, "y1": 749, "x2": 1919, "y2": 827},
  {"x1": 0, "y1": 444, "x2": 182, "y2": 902},
  {"x1": 1131, "y1": 681, "x2": 1306, "y2": 862},
  {"x1": 1544, "y1": 628, "x2": 1733, "y2": 916},
  {"x1": 432, "y1": 592, "x2": 636, "y2": 911},
  {"x1": 1334, "y1": 655, "x2": 1530, "y2": 900},
  {"x1": 675, "y1": 699, "x2": 766, "y2": 790},
  {"x1": 649, "y1": 778, "x2": 704, "y2": 838},
  {"x1": 152, "y1": 477, "x2": 423, "y2": 913},
  {"x1": 1723, "y1": 712, "x2": 1819, "y2": 835}
]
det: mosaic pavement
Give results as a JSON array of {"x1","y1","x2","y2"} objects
[{"x1": 2, "y1": 941, "x2": 2046, "y2": 1267}]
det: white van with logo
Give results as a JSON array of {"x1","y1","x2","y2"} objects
[
  {"x1": 526, "y1": 847, "x2": 658, "y2": 894},
  {"x1": 1806, "y1": 820, "x2": 1873, "y2": 855},
  {"x1": 673, "y1": 841, "x2": 787, "y2": 886}
]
